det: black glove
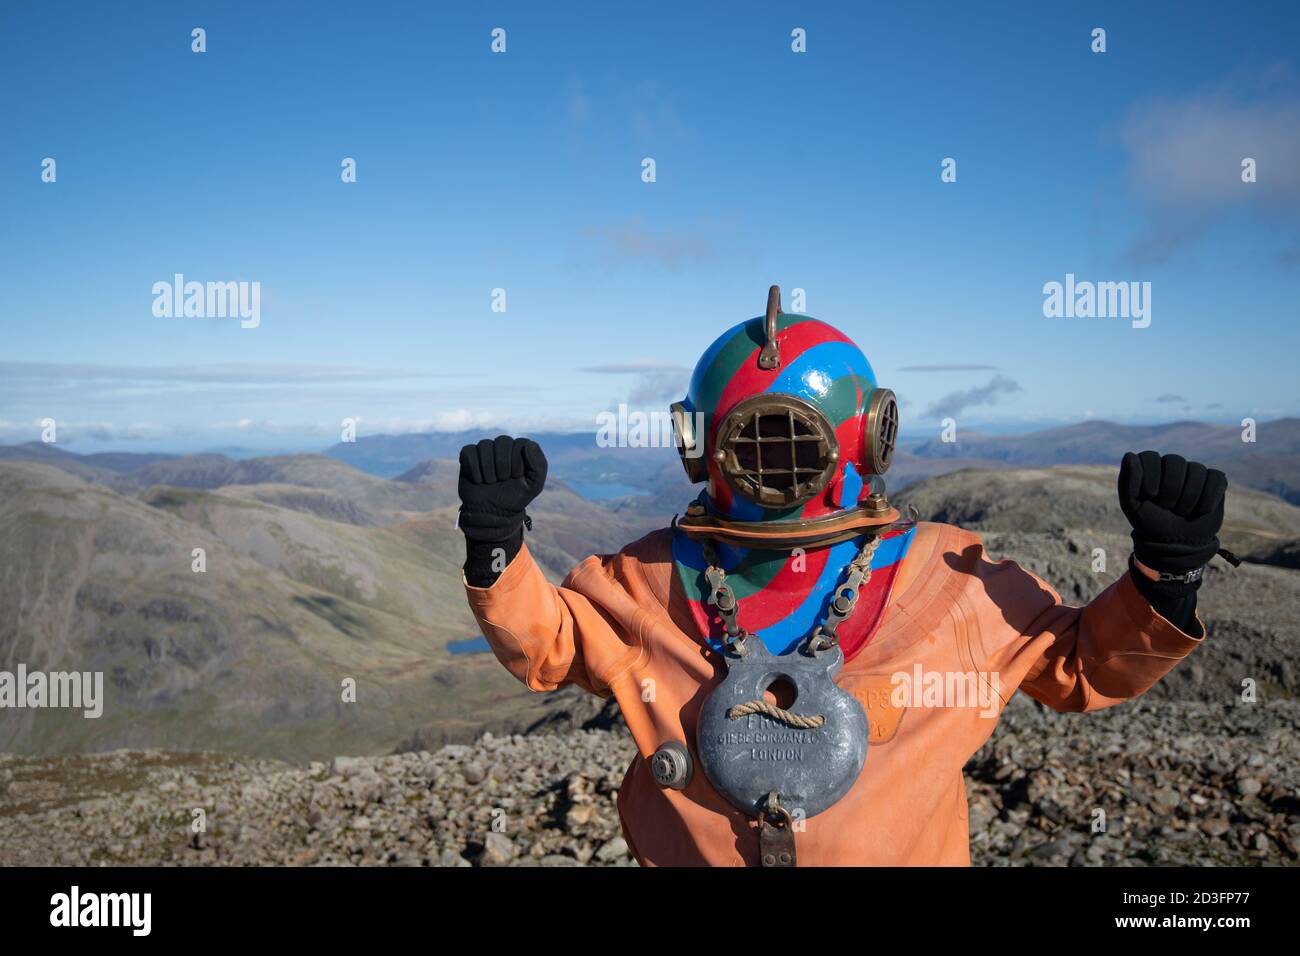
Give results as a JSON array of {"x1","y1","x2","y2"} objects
[
  {"x1": 1118, "y1": 450, "x2": 1227, "y2": 576},
  {"x1": 1118, "y1": 451, "x2": 1230, "y2": 638},
  {"x1": 458, "y1": 436, "x2": 547, "y2": 586}
]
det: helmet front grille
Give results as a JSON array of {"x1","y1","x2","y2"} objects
[{"x1": 720, "y1": 399, "x2": 838, "y2": 506}]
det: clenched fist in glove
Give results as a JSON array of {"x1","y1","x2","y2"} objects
[
  {"x1": 458, "y1": 435, "x2": 547, "y2": 587},
  {"x1": 1118, "y1": 451, "x2": 1233, "y2": 637},
  {"x1": 1119, "y1": 451, "x2": 1228, "y2": 578}
]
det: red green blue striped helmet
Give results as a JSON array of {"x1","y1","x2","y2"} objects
[{"x1": 671, "y1": 286, "x2": 899, "y2": 542}]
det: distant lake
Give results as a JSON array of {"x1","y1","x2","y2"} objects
[
  {"x1": 448, "y1": 636, "x2": 491, "y2": 656},
  {"x1": 565, "y1": 481, "x2": 650, "y2": 501}
]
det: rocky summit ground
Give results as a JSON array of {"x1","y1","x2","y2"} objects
[
  {"x1": 1, "y1": 695, "x2": 1295, "y2": 867},
  {"x1": 0, "y1": 732, "x2": 638, "y2": 867}
]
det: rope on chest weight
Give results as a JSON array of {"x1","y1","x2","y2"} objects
[{"x1": 726, "y1": 699, "x2": 826, "y2": 729}]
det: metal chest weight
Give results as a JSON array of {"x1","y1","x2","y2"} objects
[{"x1": 695, "y1": 636, "x2": 868, "y2": 821}]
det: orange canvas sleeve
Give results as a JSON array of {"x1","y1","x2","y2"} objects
[
  {"x1": 960, "y1": 536, "x2": 1204, "y2": 713},
  {"x1": 463, "y1": 542, "x2": 642, "y2": 698}
]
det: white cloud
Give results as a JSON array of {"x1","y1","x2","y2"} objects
[
  {"x1": 923, "y1": 375, "x2": 1022, "y2": 420},
  {"x1": 0, "y1": 362, "x2": 467, "y2": 385},
  {"x1": 583, "y1": 222, "x2": 716, "y2": 271},
  {"x1": 1120, "y1": 85, "x2": 1300, "y2": 207},
  {"x1": 1116, "y1": 72, "x2": 1300, "y2": 265}
]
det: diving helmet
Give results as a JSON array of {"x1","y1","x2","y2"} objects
[{"x1": 672, "y1": 286, "x2": 900, "y2": 548}]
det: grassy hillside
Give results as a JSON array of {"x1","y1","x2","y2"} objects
[{"x1": 0, "y1": 461, "x2": 562, "y2": 760}]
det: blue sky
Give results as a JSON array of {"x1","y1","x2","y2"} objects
[{"x1": 1, "y1": 0, "x2": 1298, "y2": 452}]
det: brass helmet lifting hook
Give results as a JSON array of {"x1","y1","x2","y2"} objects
[{"x1": 758, "y1": 285, "x2": 781, "y2": 370}]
